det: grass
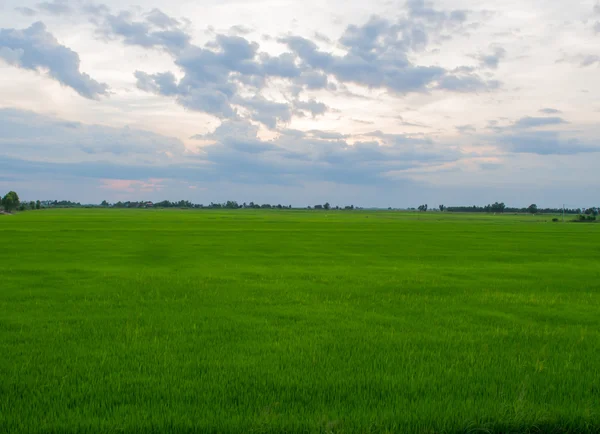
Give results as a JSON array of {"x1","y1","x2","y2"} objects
[{"x1": 1, "y1": 209, "x2": 599, "y2": 433}]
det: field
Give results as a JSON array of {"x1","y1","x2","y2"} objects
[{"x1": 1, "y1": 209, "x2": 599, "y2": 433}]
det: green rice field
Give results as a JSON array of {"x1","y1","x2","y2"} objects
[{"x1": 1, "y1": 209, "x2": 599, "y2": 433}]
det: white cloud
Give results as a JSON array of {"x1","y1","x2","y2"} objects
[{"x1": 0, "y1": 0, "x2": 599, "y2": 206}]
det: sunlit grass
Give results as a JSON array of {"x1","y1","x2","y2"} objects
[{"x1": 1, "y1": 209, "x2": 599, "y2": 433}]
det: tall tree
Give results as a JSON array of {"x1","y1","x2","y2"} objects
[{"x1": 2, "y1": 191, "x2": 20, "y2": 212}]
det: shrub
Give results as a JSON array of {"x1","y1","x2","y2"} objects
[{"x1": 552, "y1": 218, "x2": 559, "y2": 222}]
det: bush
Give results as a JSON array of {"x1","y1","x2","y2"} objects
[
  {"x1": 552, "y1": 218, "x2": 559, "y2": 222},
  {"x1": 574, "y1": 215, "x2": 597, "y2": 223}
]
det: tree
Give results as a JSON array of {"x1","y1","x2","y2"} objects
[
  {"x1": 29, "y1": 201, "x2": 35, "y2": 210},
  {"x1": 36, "y1": 200, "x2": 41, "y2": 210},
  {"x1": 418, "y1": 204, "x2": 428, "y2": 212},
  {"x1": 324, "y1": 202, "x2": 331, "y2": 210},
  {"x1": 439, "y1": 204, "x2": 445, "y2": 212},
  {"x1": 527, "y1": 204, "x2": 538, "y2": 214},
  {"x1": 2, "y1": 191, "x2": 20, "y2": 212},
  {"x1": 101, "y1": 200, "x2": 109, "y2": 207}
]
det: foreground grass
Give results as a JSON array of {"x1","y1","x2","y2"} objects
[{"x1": 1, "y1": 209, "x2": 599, "y2": 433}]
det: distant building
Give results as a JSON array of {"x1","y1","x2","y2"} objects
[{"x1": 145, "y1": 202, "x2": 154, "y2": 208}]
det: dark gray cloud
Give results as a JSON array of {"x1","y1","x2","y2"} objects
[
  {"x1": 36, "y1": 0, "x2": 72, "y2": 15},
  {"x1": 15, "y1": 7, "x2": 37, "y2": 16},
  {"x1": 0, "y1": 22, "x2": 108, "y2": 99},
  {"x1": 539, "y1": 108, "x2": 562, "y2": 114},
  {"x1": 513, "y1": 116, "x2": 567, "y2": 128}
]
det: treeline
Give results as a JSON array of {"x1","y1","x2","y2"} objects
[
  {"x1": 107, "y1": 200, "x2": 361, "y2": 210},
  {"x1": 445, "y1": 202, "x2": 597, "y2": 215},
  {"x1": 3, "y1": 190, "x2": 598, "y2": 219}
]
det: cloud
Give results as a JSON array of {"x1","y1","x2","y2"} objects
[
  {"x1": 229, "y1": 25, "x2": 253, "y2": 36},
  {"x1": 483, "y1": 112, "x2": 597, "y2": 156},
  {"x1": 557, "y1": 53, "x2": 600, "y2": 67},
  {"x1": 498, "y1": 131, "x2": 597, "y2": 155},
  {"x1": 539, "y1": 108, "x2": 562, "y2": 114},
  {"x1": 0, "y1": 22, "x2": 108, "y2": 99},
  {"x1": 456, "y1": 124, "x2": 476, "y2": 133},
  {"x1": 36, "y1": 0, "x2": 72, "y2": 15},
  {"x1": 100, "y1": 10, "x2": 191, "y2": 54},
  {"x1": 102, "y1": 4, "x2": 497, "y2": 128},
  {"x1": 15, "y1": 7, "x2": 37, "y2": 17},
  {"x1": 477, "y1": 46, "x2": 506, "y2": 69},
  {"x1": 293, "y1": 99, "x2": 328, "y2": 117},
  {"x1": 1, "y1": 108, "x2": 462, "y2": 188},
  {"x1": 278, "y1": 9, "x2": 497, "y2": 94},
  {"x1": 189, "y1": 119, "x2": 462, "y2": 185},
  {"x1": 146, "y1": 9, "x2": 181, "y2": 29},
  {"x1": 580, "y1": 55, "x2": 600, "y2": 67},
  {"x1": 513, "y1": 116, "x2": 568, "y2": 128},
  {"x1": 237, "y1": 96, "x2": 292, "y2": 128},
  {"x1": 0, "y1": 108, "x2": 184, "y2": 161},
  {"x1": 436, "y1": 74, "x2": 500, "y2": 92}
]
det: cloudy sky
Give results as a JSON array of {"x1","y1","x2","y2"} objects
[{"x1": 1, "y1": 0, "x2": 598, "y2": 207}]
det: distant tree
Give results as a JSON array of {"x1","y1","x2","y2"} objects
[
  {"x1": 101, "y1": 200, "x2": 109, "y2": 207},
  {"x1": 439, "y1": 204, "x2": 445, "y2": 212},
  {"x1": 314, "y1": 205, "x2": 323, "y2": 210},
  {"x1": 36, "y1": 200, "x2": 41, "y2": 210},
  {"x1": 2, "y1": 191, "x2": 20, "y2": 212},
  {"x1": 527, "y1": 204, "x2": 538, "y2": 214},
  {"x1": 418, "y1": 204, "x2": 428, "y2": 212},
  {"x1": 29, "y1": 201, "x2": 35, "y2": 210},
  {"x1": 489, "y1": 202, "x2": 506, "y2": 213},
  {"x1": 324, "y1": 202, "x2": 331, "y2": 210}
]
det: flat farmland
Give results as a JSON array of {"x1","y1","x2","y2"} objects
[{"x1": 1, "y1": 209, "x2": 599, "y2": 433}]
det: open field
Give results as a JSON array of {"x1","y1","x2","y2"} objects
[{"x1": 1, "y1": 209, "x2": 599, "y2": 433}]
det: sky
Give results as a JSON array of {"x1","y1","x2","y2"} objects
[{"x1": 0, "y1": 0, "x2": 599, "y2": 207}]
